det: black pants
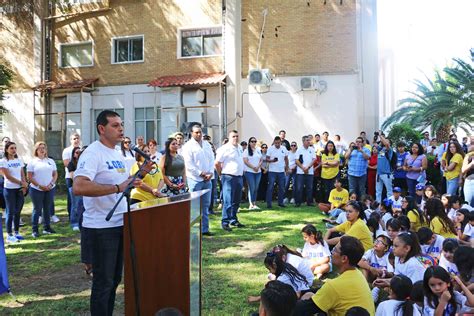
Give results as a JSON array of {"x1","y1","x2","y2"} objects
[
  {"x1": 86, "y1": 226, "x2": 124, "y2": 316},
  {"x1": 293, "y1": 299, "x2": 327, "y2": 316}
]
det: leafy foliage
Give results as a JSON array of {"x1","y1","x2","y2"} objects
[
  {"x1": 0, "y1": 63, "x2": 14, "y2": 113},
  {"x1": 385, "y1": 123, "x2": 422, "y2": 147},
  {"x1": 382, "y1": 53, "x2": 474, "y2": 142}
]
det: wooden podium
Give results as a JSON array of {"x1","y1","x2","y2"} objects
[{"x1": 123, "y1": 191, "x2": 206, "y2": 316}]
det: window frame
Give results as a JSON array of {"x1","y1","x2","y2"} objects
[
  {"x1": 111, "y1": 35, "x2": 145, "y2": 65},
  {"x1": 134, "y1": 106, "x2": 161, "y2": 143},
  {"x1": 177, "y1": 25, "x2": 223, "y2": 59},
  {"x1": 59, "y1": 40, "x2": 94, "y2": 68}
]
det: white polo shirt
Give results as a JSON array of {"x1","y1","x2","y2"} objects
[
  {"x1": 181, "y1": 137, "x2": 215, "y2": 182},
  {"x1": 296, "y1": 146, "x2": 316, "y2": 174},
  {"x1": 74, "y1": 141, "x2": 129, "y2": 228},
  {"x1": 266, "y1": 145, "x2": 288, "y2": 173},
  {"x1": 215, "y1": 143, "x2": 244, "y2": 176},
  {"x1": 243, "y1": 148, "x2": 262, "y2": 173},
  {"x1": 27, "y1": 157, "x2": 57, "y2": 191}
]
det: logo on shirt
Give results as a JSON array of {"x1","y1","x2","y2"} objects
[
  {"x1": 8, "y1": 162, "x2": 22, "y2": 168},
  {"x1": 106, "y1": 160, "x2": 126, "y2": 174}
]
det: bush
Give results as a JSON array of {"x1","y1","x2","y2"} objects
[
  {"x1": 385, "y1": 123, "x2": 422, "y2": 148},
  {"x1": 55, "y1": 159, "x2": 67, "y2": 194}
]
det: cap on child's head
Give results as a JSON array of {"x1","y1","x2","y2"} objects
[
  {"x1": 415, "y1": 183, "x2": 425, "y2": 191},
  {"x1": 382, "y1": 198, "x2": 393, "y2": 207},
  {"x1": 393, "y1": 187, "x2": 402, "y2": 193}
]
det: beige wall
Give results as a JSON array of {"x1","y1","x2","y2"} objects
[
  {"x1": 53, "y1": 0, "x2": 224, "y2": 86},
  {"x1": 241, "y1": 0, "x2": 358, "y2": 77}
]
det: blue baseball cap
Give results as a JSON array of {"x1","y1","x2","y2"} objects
[
  {"x1": 415, "y1": 183, "x2": 425, "y2": 191},
  {"x1": 393, "y1": 187, "x2": 402, "y2": 193}
]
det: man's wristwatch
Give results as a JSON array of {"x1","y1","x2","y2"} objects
[{"x1": 115, "y1": 184, "x2": 120, "y2": 193}]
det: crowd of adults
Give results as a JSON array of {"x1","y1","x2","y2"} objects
[{"x1": 1, "y1": 110, "x2": 474, "y2": 315}]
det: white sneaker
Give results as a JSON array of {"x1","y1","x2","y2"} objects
[
  {"x1": 38, "y1": 216, "x2": 42, "y2": 224},
  {"x1": 283, "y1": 198, "x2": 289, "y2": 204},
  {"x1": 290, "y1": 198, "x2": 295, "y2": 204},
  {"x1": 6, "y1": 235, "x2": 19, "y2": 243},
  {"x1": 51, "y1": 215, "x2": 60, "y2": 223},
  {"x1": 72, "y1": 226, "x2": 80, "y2": 232}
]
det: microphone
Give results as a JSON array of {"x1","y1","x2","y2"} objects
[{"x1": 131, "y1": 145, "x2": 152, "y2": 161}]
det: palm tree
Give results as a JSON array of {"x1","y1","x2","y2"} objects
[{"x1": 382, "y1": 55, "x2": 473, "y2": 143}]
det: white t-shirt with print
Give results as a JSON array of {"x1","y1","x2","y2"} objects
[
  {"x1": 376, "y1": 299, "x2": 421, "y2": 316},
  {"x1": 389, "y1": 195, "x2": 403, "y2": 210},
  {"x1": 74, "y1": 141, "x2": 129, "y2": 228},
  {"x1": 27, "y1": 157, "x2": 57, "y2": 191},
  {"x1": 0, "y1": 158, "x2": 24, "y2": 189},
  {"x1": 277, "y1": 271, "x2": 310, "y2": 293},
  {"x1": 423, "y1": 291, "x2": 469, "y2": 316},
  {"x1": 463, "y1": 223, "x2": 473, "y2": 239},
  {"x1": 296, "y1": 146, "x2": 316, "y2": 174},
  {"x1": 394, "y1": 256, "x2": 426, "y2": 282},
  {"x1": 439, "y1": 253, "x2": 459, "y2": 276},
  {"x1": 421, "y1": 234, "x2": 445, "y2": 260},
  {"x1": 242, "y1": 148, "x2": 262, "y2": 173},
  {"x1": 302, "y1": 241, "x2": 331, "y2": 260},
  {"x1": 286, "y1": 253, "x2": 314, "y2": 287},
  {"x1": 266, "y1": 145, "x2": 288, "y2": 173},
  {"x1": 362, "y1": 249, "x2": 393, "y2": 271}
]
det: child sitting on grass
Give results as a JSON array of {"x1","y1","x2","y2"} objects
[
  {"x1": 375, "y1": 274, "x2": 420, "y2": 316},
  {"x1": 438, "y1": 238, "x2": 460, "y2": 276},
  {"x1": 358, "y1": 235, "x2": 392, "y2": 283},
  {"x1": 417, "y1": 227, "x2": 445, "y2": 261},
  {"x1": 318, "y1": 178, "x2": 348, "y2": 217},
  {"x1": 300, "y1": 224, "x2": 331, "y2": 279}
]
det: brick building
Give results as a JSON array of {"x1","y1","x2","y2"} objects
[{"x1": 0, "y1": 0, "x2": 378, "y2": 159}]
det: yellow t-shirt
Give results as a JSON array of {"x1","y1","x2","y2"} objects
[
  {"x1": 312, "y1": 269, "x2": 375, "y2": 316},
  {"x1": 321, "y1": 153, "x2": 340, "y2": 179},
  {"x1": 407, "y1": 209, "x2": 426, "y2": 232},
  {"x1": 335, "y1": 219, "x2": 373, "y2": 251},
  {"x1": 442, "y1": 152, "x2": 463, "y2": 180},
  {"x1": 130, "y1": 163, "x2": 163, "y2": 202},
  {"x1": 328, "y1": 188, "x2": 349, "y2": 208},
  {"x1": 429, "y1": 216, "x2": 456, "y2": 238}
]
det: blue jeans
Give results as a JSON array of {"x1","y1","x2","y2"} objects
[
  {"x1": 329, "y1": 208, "x2": 344, "y2": 218},
  {"x1": 295, "y1": 174, "x2": 314, "y2": 206},
  {"x1": 69, "y1": 187, "x2": 80, "y2": 228},
  {"x1": 4, "y1": 188, "x2": 24, "y2": 234},
  {"x1": 187, "y1": 179, "x2": 212, "y2": 233},
  {"x1": 348, "y1": 174, "x2": 367, "y2": 199},
  {"x1": 464, "y1": 178, "x2": 474, "y2": 207},
  {"x1": 30, "y1": 187, "x2": 54, "y2": 231},
  {"x1": 86, "y1": 226, "x2": 123, "y2": 316},
  {"x1": 266, "y1": 172, "x2": 286, "y2": 207},
  {"x1": 406, "y1": 178, "x2": 418, "y2": 200},
  {"x1": 244, "y1": 172, "x2": 261, "y2": 203},
  {"x1": 446, "y1": 178, "x2": 459, "y2": 195},
  {"x1": 376, "y1": 173, "x2": 393, "y2": 202},
  {"x1": 285, "y1": 170, "x2": 297, "y2": 199},
  {"x1": 221, "y1": 174, "x2": 243, "y2": 226}
]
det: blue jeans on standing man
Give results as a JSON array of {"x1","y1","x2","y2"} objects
[
  {"x1": 376, "y1": 173, "x2": 393, "y2": 202},
  {"x1": 295, "y1": 174, "x2": 314, "y2": 206},
  {"x1": 348, "y1": 174, "x2": 367, "y2": 199},
  {"x1": 85, "y1": 226, "x2": 123, "y2": 316},
  {"x1": 221, "y1": 174, "x2": 243, "y2": 227},
  {"x1": 266, "y1": 171, "x2": 286, "y2": 207},
  {"x1": 4, "y1": 188, "x2": 24, "y2": 234},
  {"x1": 187, "y1": 178, "x2": 212, "y2": 233},
  {"x1": 244, "y1": 171, "x2": 261, "y2": 204},
  {"x1": 446, "y1": 178, "x2": 459, "y2": 196},
  {"x1": 29, "y1": 187, "x2": 54, "y2": 232},
  {"x1": 69, "y1": 187, "x2": 80, "y2": 228}
]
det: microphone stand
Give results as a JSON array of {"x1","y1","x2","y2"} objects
[{"x1": 106, "y1": 161, "x2": 148, "y2": 316}]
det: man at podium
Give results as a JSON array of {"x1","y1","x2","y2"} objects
[
  {"x1": 73, "y1": 110, "x2": 146, "y2": 316},
  {"x1": 181, "y1": 124, "x2": 215, "y2": 236}
]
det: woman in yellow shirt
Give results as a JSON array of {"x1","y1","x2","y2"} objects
[
  {"x1": 324, "y1": 201, "x2": 373, "y2": 251},
  {"x1": 442, "y1": 141, "x2": 465, "y2": 195},
  {"x1": 321, "y1": 141, "x2": 340, "y2": 203},
  {"x1": 425, "y1": 198, "x2": 457, "y2": 238},
  {"x1": 402, "y1": 196, "x2": 426, "y2": 232},
  {"x1": 130, "y1": 145, "x2": 166, "y2": 204}
]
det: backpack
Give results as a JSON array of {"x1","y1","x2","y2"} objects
[{"x1": 385, "y1": 149, "x2": 398, "y2": 172}]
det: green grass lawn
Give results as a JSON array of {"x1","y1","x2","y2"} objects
[{"x1": 0, "y1": 195, "x2": 326, "y2": 315}]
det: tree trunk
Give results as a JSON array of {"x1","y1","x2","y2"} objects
[{"x1": 435, "y1": 124, "x2": 452, "y2": 143}]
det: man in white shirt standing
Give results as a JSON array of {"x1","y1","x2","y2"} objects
[
  {"x1": 182, "y1": 124, "x2": 215, "y2": 236},
  {"x1": 62, "y1": 132, "x2": 81, "y2": 224},
  {"x1": 73, "y1": 110, "x2": 144, "y2": 316},
  {"x1": 266, "y1": 136, "x2": 289, "y2": 208},
  {"x1": 215, "y1": 130, "x2": 245, "y2": 231},
  {"x1": 295, "y1": 135, "x2": 316, "y2": 207}
]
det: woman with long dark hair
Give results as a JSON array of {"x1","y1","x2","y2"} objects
[
  {"x1": 367, "y1": 145, "x2": 378, "y2": 198},
  {"x1": 402, "y1": 195, "x2": 426, "y2": 232},
  {"x1": 67, "y1": 146, "x2": 81, "y2": 231},
  {"x1": 403, "y1": 143, "x2": 427, "y2": 200},
  {"x1": 159, "y1": 137, "x2": 187, "y2": 196},
  {"x1": 243, "y1": 136, "x2": 262, "y2": 210},
  {"x1": 442, "y1": 141, "x2": 465, "y2": 195},
  {"x1": 321, "y1": 140, "x2": 340, "y2": 203},
  {"x1": 120, "y1": 136, "x2": 135, "y2": 172}
]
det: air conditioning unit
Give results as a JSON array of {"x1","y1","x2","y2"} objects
[
  {"x1": 300, "y1": 76, "x2": 320, "y2": 90},
  {"x1": 249, "y1": 69, "x2": 272, "y2": 86}
]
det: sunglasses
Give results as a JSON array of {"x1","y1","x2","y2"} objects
[
  {"x1": 374, "y1": 239, "x2": 387, "y2": 247},
  {"x1": 124, "y1": 141, "x2": 131, "y2": 144},
  {"x1": 291, "y1": 144, "x2": 297, "y2": 147},
  {"x1": 261, "y1": 146, "x2": 268, "y2": 149},
  {"x1": 250, "y1": 140, "x2": 257, "y2": 143}
]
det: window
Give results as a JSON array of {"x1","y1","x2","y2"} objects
[
  {"x1": 112, "y1": 36, "x2": 144, "y2": 64},
  {"x1": 180, "y1": 27, "x2": 222, "y2": 58},
  {"x1": 60, "y1": 42, "x2": 93, "y2": 68},
  {"x1": 135, "y1": 107, "x2": 161, "y2": 143},
  {"x1": 93, "y1": 108, "x2": 124, "y2": 141}
]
